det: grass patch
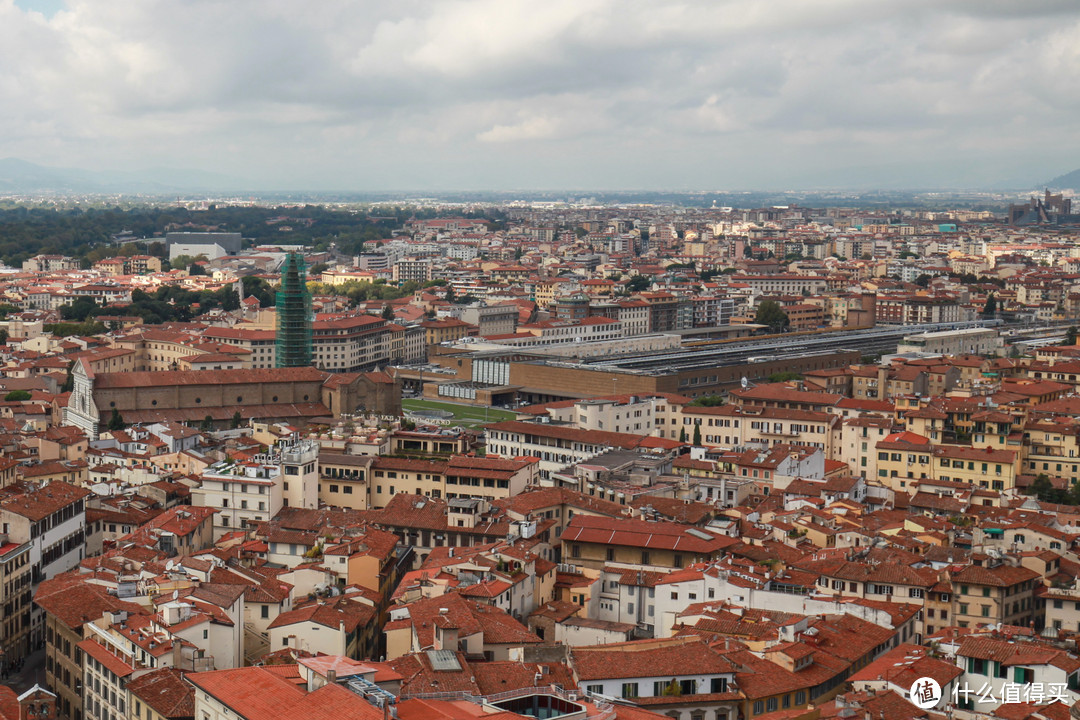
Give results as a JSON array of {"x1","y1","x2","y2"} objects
[{"x1": 402, "y1": 399, "x2": 517, "y2": 428}]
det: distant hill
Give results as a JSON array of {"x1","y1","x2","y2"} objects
[
  {"x1": 1046, "y1": 168, "x2": 1080, "y2": 190},
  {"x1": 0, "y1": 157, "x2": 251, "y2": 194}
]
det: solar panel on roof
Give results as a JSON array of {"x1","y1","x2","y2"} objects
[
  {"x1": 426, "y1": 649, "x2": 462, "y2": 671},
  {"x1": 686, "y1": 528, "x2": 715, "y2": 541}
]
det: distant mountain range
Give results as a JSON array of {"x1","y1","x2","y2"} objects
[
  {"x1": 0, "y1": 157, "x2": 252, "y2": 194},
  {"x1": 1046, "y1": 168, "x2": 1080, "y2": 191}
]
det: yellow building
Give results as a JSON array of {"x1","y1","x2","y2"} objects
[
  {"x1": 932, "y1": 444, "x2": 1018, "y2": 492},
  {"x1": 875, "y1": 431, "x2": 934, "y2": 494},
  {"x1": 949, "y1": 563, "x2": 1038, "y2": 628}
]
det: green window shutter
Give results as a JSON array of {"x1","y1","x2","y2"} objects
[{"x1": 1014, "y1": 667, "x2": 1025, "y2": 684}]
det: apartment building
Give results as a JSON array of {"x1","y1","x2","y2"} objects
[
  {"x1": 0, "y1": 539, "x2": 32, "y2": 666},
  {"x1": 484, "y1": 420, "x2": 677, "y2": 480},
  {"x1": 0, "y1": 481, "x2": 89, "y2": 650},
  {"x1": 201, "y1": 327, "x2": 277, "y2": 369},
  {"x1": 193, "y1": 439, "x2": 318, "y2": 540},
  {"x1": 949, "y1": 562, "x2": 1039, "y2": 629},
  {"x1": 560, "y1": 515, "x2": 737, "y2": 572}
]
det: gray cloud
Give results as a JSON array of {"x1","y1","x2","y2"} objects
[{"x1": 0, "y1": 0, "x2": 1077, "y2": 190}]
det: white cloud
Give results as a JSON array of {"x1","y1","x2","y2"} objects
[{"x1": 0, "y1": 0, "x2": 1077, "y2": 189}]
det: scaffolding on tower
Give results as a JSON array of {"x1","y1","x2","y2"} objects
[{"x1": 275, "y1": 252, "x2": 313, "y2": 367}]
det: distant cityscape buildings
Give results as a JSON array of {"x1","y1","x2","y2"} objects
[{"x1": 1008, "y1": 189, "x2": 1076, "y2": 225}]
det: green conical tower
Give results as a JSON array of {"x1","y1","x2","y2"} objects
[{"x1": 275, "y1": 252, "x2": 312, "y2": 367}]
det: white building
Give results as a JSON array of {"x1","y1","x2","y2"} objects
[{"x1": 193, "y1": 438, "x2": 318, "y2": 540}]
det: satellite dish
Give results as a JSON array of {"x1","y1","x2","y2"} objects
[
  {"x1": 741, "y1": 376, "x2": 749, "y2": 389},
  {"x1": 166, "y1": 560, "x2": 174, "y2": 571},
  {"x1": 172, "y1": 590, "x2": 179, "y2": 601}
]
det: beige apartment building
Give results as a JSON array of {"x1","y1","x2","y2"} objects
[{"x1": 949, "y1": 563, "x2": 1038, "y2": 629}]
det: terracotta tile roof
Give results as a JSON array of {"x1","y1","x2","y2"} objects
[
  {"x1": 950, "y1": 563, "x2": 1038, "y2": 587},
  {"x1": 92, "y1": 366, "x2": 328, "y2": 389},
  {"x1": 268, "y1": 597, "x2": 375, "y2": 633},
  {"x1": 392, "y1": 593, "x2": 540, "y2": 649},
  {"x1": 561, "y1": 515, "x2": 737, "y2": 554},
  {"x1": 34, "y1": 573, "x2": 146, "y2": 629},
  {"x1": 492, "y1": 486, "x2": 625, "y2": 518},
  {"x1": 187, "y1": 665, "x2": 383, "y2": 720},
  {"x1": 0, "y1": 480, "x2": 89, "y2": 521},
  {"x1": 848, "y1": 643, "x2": 961, "y2": 688},
  {"x1": 571, "y1": 637, "x2": 735, "y2": 681},
  {"x1": 126, "y1": 667, "x2": 195, "y2": 719},
  {"x1": 77, "y1": 638, "x2": 135, "y2": 678},
  {"x1": 957, "y1": 636, "x2": 1080, "y2": 673}
]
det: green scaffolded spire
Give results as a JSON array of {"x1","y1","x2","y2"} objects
[{"x1": 275, "y1": 252, "x2": 313, "y2": 367}]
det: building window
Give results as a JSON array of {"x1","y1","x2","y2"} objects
[{"x1": 621, "y1": 683, "x2": 638, "y2": 699}]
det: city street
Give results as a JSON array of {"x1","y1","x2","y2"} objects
[{"x1": 1, "y1": 648, "x2": 45, "y2": 696}]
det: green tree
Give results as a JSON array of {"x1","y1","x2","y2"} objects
[
  {"x1": 688, "y1": 395, "x2": 724, "y2": 407},
  {"x1": 4, "y1": 390, "x2": 30, "y2": 401},
  {"x1": 200, "y1": 415, "x2": 215, "y2": 432},
  {"x1": 625, "y1": 275, "x2": 652, "y2": 293},
  {"x1": 768, "y1": 371, "x2": 802, "y2": 383},
  {"x1": 381, "y1": 304, "x2": 395, "y2": 320},
  {"x1": 61, "y1": 361, "x2": 75, "y2": 393},
  {"x1": 692, "y1": 424, "x2": 701, "y2": 446},
  {"x1": 59, "y1": 296, "x2": 100, "y2": 322},
  {"x1": 679, "y1": 427, "x2": 687, "y2": 443},
  {"x1": 754, "y1": 300, "x2": 789, "y2": 333},
  {"x1": 188, "y1": 262, "x2": 207, "y2": 276},
  {"x1": 230, "y1": 411, "x2": 243, "y2": 429},
  {"x1": 0, "y1": 328, "x2": 7, "y2": 346},
  {"x1": 1066, "y1": 481, "x2": 1080, "y2": 506},
  {"x1": 170, "y1": 254, "x2": 194, "y2": 270},
  {"x1": 107, "y1": 408, "x2": 126, "y2": 431},
  {"x1": 1064, "y1": 327, "x2": 1078, "y2": 346},
  {"x1": 1028, "y1": 473, "x2": 1067, "y2": 504},
  {"x1": 445, "y1": 285, "x2": 456, "y2": 304},
  {"x1": 982, "y1": 293, "x2": 997, "y2": 316},
  {"x1": 914, "y1": 274, "x2": 932, "y2": 287}
]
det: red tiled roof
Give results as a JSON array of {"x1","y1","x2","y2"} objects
[
  {"x1": 78, "y1": 638, "x2": 135, "y2": 678},
  {"x1": 188, "y1": 666, "x2": 383, "y2": 720},
  {"x1": 561, "y1": 515, "x2": 737, "y2": 554},
  {"x1": 571, "y1": 637, "x2": 735, "y2": 681},
  {"x1": 92, "y1": 367, "x2": 327, "y2": 388}
]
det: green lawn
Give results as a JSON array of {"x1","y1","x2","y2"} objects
[{"x1": 402, "y1": 398, "x2": 518, "y2": 428}]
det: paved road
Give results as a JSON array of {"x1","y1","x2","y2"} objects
[{"x1": 1, "y1": 647, "x2": 46, "y2": 695}]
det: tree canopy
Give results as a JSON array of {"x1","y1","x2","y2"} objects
[{"x1": 754, "y1": 300, "x2": 789, "y2": 333}]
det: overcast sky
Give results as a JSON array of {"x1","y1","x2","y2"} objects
[{"x1": 2, "y1": 0, "x2": 1079, "y2": 191}]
